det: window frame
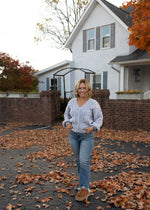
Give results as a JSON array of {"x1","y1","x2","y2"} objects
[
  {"x1": 102, "y1": 24, "x2": 111, "y2": 49},
  {"x1": 83, "y1": 23, "x2": 115, "y2": 52},
  {"x1": 93, "y1": 74, "x2": 101, "y2": 90},
  {"x1": 87, "y1": 28, "x2": 95, "y2": 51},
  {"x1": 51, "y1": 78, "x2": 57, "y2": 90}
]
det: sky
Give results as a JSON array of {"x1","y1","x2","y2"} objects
[{"x1": 0, "y1": 0, "x2": 126, "y2": 71}]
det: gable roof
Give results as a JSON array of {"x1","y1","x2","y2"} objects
[
  {"x1": 110, "y1": 49, "x2": 150, "y2": 65},
  {"x1": 35, "y1": 60, "x2": 72, "y2": 76},
  {"x1": 100, "y1": 0, "x2": 132, "y2": 27},
  {"x1": 65, "y1": 0, "x2": 132, "y2": 49}
]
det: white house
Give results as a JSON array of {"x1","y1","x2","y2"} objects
[
  {"x1": 36, "y1": 0, "x2": 150, "y2": 99},
  {"x1": 35, "y1": 60, "x2": 74, "y2": 98}
]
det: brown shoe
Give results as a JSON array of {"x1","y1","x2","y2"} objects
[
  {"x1": 75, "y1": 183, "x2": 80, "y2": 191},
  {"x1": 75, "y1": 188, "x2": 90, "y2": 201}
]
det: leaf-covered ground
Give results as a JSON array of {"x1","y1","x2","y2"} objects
[{"x1": 0, "y1": 122, "x2": 150, "y2": 210}]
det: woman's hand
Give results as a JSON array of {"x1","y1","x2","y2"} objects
[
  {"x1": 85, "y1": 126, "x2": 94, "y2": 134},
  {"x1": 66, "y1": 123, "x2": 72, "y2": 131}
]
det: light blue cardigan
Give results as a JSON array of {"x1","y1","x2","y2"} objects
[{"x1": 63, "y1": 98, "x2": 103, "y2": 133}]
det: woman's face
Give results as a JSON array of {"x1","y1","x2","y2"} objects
[{"x1": 78, "y1": 83, "x2": 87, "y2": 98}]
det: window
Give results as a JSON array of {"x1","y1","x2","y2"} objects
[
  {"x1": 51, "y1": 78, "x2": 57, "y2": 90},
  {"x1": 83, "y1": 23, "x2": 115, "y2": 52},
  {"x1": 93, "y1": 74, "x2": 101, "y2": 89},
  {"x1": 102, "y1": 25, "x2": 110, "y2": 48},
  {"x1": 87, "y1": 28, "x2": 95, "y2": 50}
]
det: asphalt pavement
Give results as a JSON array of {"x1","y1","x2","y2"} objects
[{"x1": 0, "y1": 125, "x2": 150, "y2": 210}]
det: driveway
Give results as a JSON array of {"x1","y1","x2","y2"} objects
[{"x1": 0, "y1": 123, "x2": 150, "y2": 210}]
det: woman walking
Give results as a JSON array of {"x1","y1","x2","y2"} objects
[{"x1": 63, "y1": 79, "x2": 103, "y2": 201}]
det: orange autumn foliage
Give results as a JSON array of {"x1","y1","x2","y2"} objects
[{"x1": 122, "y1": 0, "x2": 150, "y2": 55}]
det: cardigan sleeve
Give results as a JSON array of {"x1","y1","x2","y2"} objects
[
  {"x1": 91, "y1": 101, "x2": 103, "y2": 131},
  {"x1": 62, "y1": 100, "x2": 72, "y2": 128}
]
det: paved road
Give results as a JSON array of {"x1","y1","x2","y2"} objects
[{"x1": 0, "y1": 126, "x2": 150, "y2": 210}]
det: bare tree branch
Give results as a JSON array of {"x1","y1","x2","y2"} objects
[{"x1": 35, "y1": 0, "x2": 89, "y2": 49}]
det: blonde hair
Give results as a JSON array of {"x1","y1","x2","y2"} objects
[{"x1": 74, "y1": 79, "x2": 92, "y2": 98}]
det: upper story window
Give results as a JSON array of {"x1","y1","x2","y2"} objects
[
  {"x1": 102, "y1": 25, "x2": 110, "y2": 48},
  {"x1": 87, "y1": 28, "x2": 95, "y2": 50},
  {"x1": 83, "y1": 23, "x2": 115, "y2": 52}
]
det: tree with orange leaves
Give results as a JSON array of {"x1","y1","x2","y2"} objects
[{"x1": 122, "y1": 0, "x2": 150, "y2": 55}]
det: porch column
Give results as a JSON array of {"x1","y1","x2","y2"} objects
[
  {"x1": 124, "y1": 67, "x2": 129, "y2": 90},
  {"x1": 120, "y1": 66, "x2": 125, "y2": 91}
]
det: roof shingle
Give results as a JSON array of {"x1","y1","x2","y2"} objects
[
  {"x1": 101, "y1": 0, "x2": 132, "y2": 27},
  {"x1": 110, "y1": 49, "x2": 150, "y2": 64}
]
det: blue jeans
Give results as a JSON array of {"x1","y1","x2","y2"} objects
[{"x1": 69, "y1": 130, "x2": 94, "y2": 190}]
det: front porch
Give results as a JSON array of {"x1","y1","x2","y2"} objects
[
  {"x1": 119, "y1": 64, "x2": 150, "y2": 99},
  {"x1": 110, "y1": 49, "x2": 150, "y2": 99}
]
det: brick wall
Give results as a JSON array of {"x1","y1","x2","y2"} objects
[
  {"x1": 0, "y1": 91, "x2": 60, "y2": 125},
  {"x1": 92, "y1": 90, "x2": 150, "y2": 131},
  {"x1": 0, "y1": 89, "x2": 150, "y2": 131}
]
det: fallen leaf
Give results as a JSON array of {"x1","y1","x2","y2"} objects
[{"x1": 58, "y1": 194, "x2": 63, "y2": 199}]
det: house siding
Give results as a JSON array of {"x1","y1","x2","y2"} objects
[
  {"x1": 36, "y1": 62, "x2": 73, "y2": 98},
  {"x1": 71, "y1": 3, "x2": 134, "y2": 98}
]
